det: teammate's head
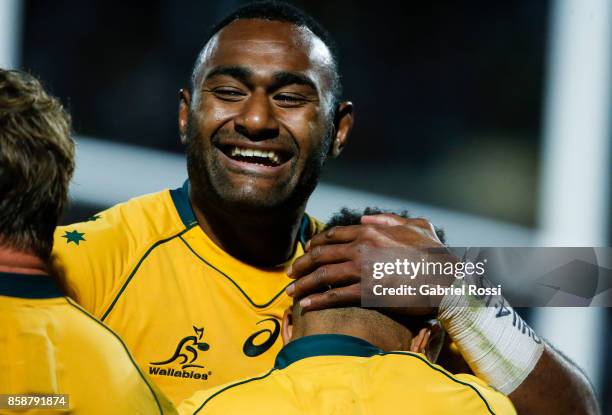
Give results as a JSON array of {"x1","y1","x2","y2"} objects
[
  {"x1": 179, "y1": 1, "x2": 353, "y2": 215},
  {"x1": 0, "y1": 69, "x2": 75, "y2": 259},
  {"x1": 282, "y1": 207, "x2": 445, "y2": 361}
]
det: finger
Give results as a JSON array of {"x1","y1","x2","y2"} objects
[
  {"x1": 289, "y1": 243, "x2": 353, "y2": 278},
  {"x1": 362, "y1": 215, "x2": 441, "y2": 243},
  {"x1": 410, "y1": 217, "x2": 436, "y2": 232},
  {"x1": 286, "y1": 261, "x2": 360, "y2": 298},
  {"x1": 299, "y1": 284, "x2": 361, "y2": 311},
  {"x1": 306, "y1": 225, "x2": 363, "y2": 250},
  {"x1": 361, "y1": 214, "x2": 408, "y2": 226},
  {"x1": 408, "y1": 218, "x2": 442, "y2": 244}
]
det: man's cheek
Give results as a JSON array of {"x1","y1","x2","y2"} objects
[{"x1": 200, "y1": 99, "x2": 238, "y2": 125}]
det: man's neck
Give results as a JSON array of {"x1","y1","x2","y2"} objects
[
  {"x1": 190, "y1": 191, "x2": 306, "y2": 266},
  {"x1": 0, "y1": 244, "x2": 47, "y2": 275},
  {"x1": 292, "y1": 308, "x2": 414, "y2": 352},
  {"x1": 294, "y1": 324, "x2": 411, "y2": 352}
]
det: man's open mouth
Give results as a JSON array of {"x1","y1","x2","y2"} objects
[{"x1": 218, "y1": 144, "x2": 292, "y2": 167}]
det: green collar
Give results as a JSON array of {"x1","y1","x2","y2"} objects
[
  {"x1": 0, "y1": 272, "x2": 63, "y2": 298},
  {"x1": 169, "y1": 180, "x2": 197, "y2": 228},
  {"x1": 274, "y1": 334, "x2": 383, "y2": 369}
]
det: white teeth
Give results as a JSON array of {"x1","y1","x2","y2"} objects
[{"x1": 229, "y1": 146, "x2": 281, "y2": 164}]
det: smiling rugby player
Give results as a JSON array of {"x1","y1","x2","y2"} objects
[{"x1": 52, "y1": 1, "x2": 348, "y2": 404}]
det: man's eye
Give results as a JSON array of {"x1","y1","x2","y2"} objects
[
  {"x1": 213, "y1": 88, "x2": 246, "y2": 101},
  {"x1": 274, "y1": 93, "x2": 308, "y2": 106}
]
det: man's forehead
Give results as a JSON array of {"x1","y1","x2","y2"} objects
[{"x1": 196, "y1": 19, "x2": 333, "y2": 81}]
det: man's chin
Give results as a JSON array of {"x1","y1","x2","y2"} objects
[
  {"x1": 211, "y1": 181, "x2": 293, "y2": 212},
  {"x1": 211, "y1": 166, "x2": 321, "y2": 215}
]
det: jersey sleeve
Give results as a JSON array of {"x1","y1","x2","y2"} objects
[
  {"x1": 455, "y1": 374, "x2": 518, "y2": 415},
  {"x1": 52, "y1": 205, "x2": 139, "y2": 317},
  {"x1": 51, "y1": 190, "x2": 182, "y2": 318}
]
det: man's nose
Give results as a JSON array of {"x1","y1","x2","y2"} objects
[{"x1": 234, "y1": 91, "x2": 279, "y2": 140}]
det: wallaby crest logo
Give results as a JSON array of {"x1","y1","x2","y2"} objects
[{"x1": 151, "y1": 326, "x2": 210, "y2": 370}]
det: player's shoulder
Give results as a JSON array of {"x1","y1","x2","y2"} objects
[
  {"x1": 375, "y1": 352, "x2": 516, "y2": 414},
  {"x1": 453, "y1": 373, "x2": 517, "y2": 414},
  {"x1": 54, "y1": 186, "x2": 191, "y2": 255},
  {"x1": 178, "y1": 369, "x2": 279, "y2": 414},
  {"x1": 1, "y1": 296, "x2": 139, "y2": 378},
  {"x1": 51, "y1": 186, "x2": 193, "y2": 311},
  {"x1": 56, "y1": 298, "x2": 159, "y2": 387},
  {"x1": 54, "y1": 296, "x2": 138, "y2": 356},
  {"x1": 59, "y1": 187, "x2": 182, "y2": 237}
]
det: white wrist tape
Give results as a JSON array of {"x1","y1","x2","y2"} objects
[{"x1": 438, "y1": 285, "x2": 545, "y2": 394}]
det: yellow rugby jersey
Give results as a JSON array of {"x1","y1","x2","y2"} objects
[
  {"x1": 179, "y1": 334, "x2": 516, "y2": 415},
  {"x1": 52, "y1": 180, "x2": 325, "y2": 405},
  {"x1": 0, "y1": 272, "x2": 176, "y2": 414}
]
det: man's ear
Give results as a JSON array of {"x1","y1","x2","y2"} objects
[
  {"x1": 410, "y1": 320, "x2": 444, "y2": 362},
  {"x1": 178, "y1": 89, "x2": 191, "y2": 145},
  {"x1": 329, "y1": 101, "x2": 353, "y2": 157},
  {"x1": 410, "y1": 328, "x2": 431, "y2": 355},
  {"x1": 281, "y1": 308, "x2": 294, "y2": 346}
]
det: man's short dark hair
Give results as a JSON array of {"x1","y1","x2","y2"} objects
[
  {"x1": 306, "y1": 207, "x2": 446, "y2": 359},
  {"x1": 0, "y1": 69, "x2": 75, "y2": 259},
  {"x1": 191, "y1": 1, "x2": 342, "y2": 106},
  {"x1": 327, "y1": 207, "x2": 446, "y2": 244}
]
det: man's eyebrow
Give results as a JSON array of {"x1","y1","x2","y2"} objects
[
  {"x1": 271, "y1": 71, "x2": 318, "y2": 92},
  {"x1": 203, "y1": 66, "x2": 253, "y2": 87}
]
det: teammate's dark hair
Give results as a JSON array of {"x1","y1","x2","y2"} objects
[
  {"x1": 327, "y1": 207, "x2": 446, "y2": 244},
  {"x1": 191, "y1": 1, "x2": 342, "y2": 106},
  {"x1": 0, "y1": 69, "x2": 75, "y2": 259},
  {"x1": 291, "y1": 206, "x2": 447, "y2": 358}
]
